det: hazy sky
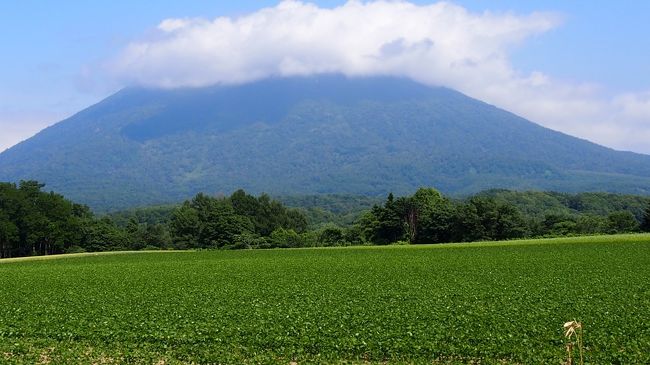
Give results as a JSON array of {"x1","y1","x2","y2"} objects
[{"x1": 1, "y1": 1, "x2": 649, "y2": 153}]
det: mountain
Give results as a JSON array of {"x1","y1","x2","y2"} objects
[{"x1": 2, "y1": 74, "x2": 650, "y2": 211}]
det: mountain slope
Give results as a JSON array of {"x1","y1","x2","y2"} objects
[{"x1": 2, "y1": 75, "x2": 650, "y2": 211}]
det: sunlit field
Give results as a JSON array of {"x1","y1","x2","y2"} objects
[{"x1": 1, "y1": 235, "x2": 649, "y2": 364}]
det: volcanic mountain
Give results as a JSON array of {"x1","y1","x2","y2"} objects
[{"x1": 2, "y1": 75, "x2": 650, "y2": 211}]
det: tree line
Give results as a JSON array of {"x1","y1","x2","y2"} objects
[
  {"x1": 356, "y1": 188, "x2": 650, "y2": 245},
  {"x1": 2, "y1": 181, "x2": 650, "y2": 258},
  {"x1": 0, "y1": 181, "x2": 129, "y2": 258}
]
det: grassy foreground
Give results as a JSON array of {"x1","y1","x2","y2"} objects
[{"x1": 1, "y1": 235, "x2": 649, "y2": 364}]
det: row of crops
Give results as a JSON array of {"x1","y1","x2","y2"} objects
[{"x1": 1, "y1": 234, "x2": 649, "y2": 363}]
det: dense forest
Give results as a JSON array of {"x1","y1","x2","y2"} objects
[
  {"x1": 0, "y1": 181, "x2": 126, "y2": 258},
  {"x1": 1, "y1": 181, "x2": 650, "y2": 258}
]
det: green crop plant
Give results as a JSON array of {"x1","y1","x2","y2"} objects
[{"x1": 0, "y1": 234, "x2": 649, "y2": 364}]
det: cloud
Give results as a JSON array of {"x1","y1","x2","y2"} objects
[
  {"x1": 111, "y1": 1, "x2": 560, "y2": 88},
  {"x1": 614, "y1": 92, "x2": 650, "y2": 121},
  {"x1": 109, "y1": 0, "x2": 650, "y2": 154}
]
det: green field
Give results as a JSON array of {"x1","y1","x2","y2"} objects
[{"x1": 1, "y1": 235, "x2": 650, "y2": 364}]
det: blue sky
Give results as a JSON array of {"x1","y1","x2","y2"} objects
[{"x1": 1, "y1": 1, "x2": 650, "y2": 152}]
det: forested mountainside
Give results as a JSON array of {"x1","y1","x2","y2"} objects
[{"x1": 2, "y1": 75, "x2": 650, "y2": 211}]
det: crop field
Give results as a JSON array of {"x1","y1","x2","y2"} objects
[{"x1": 1, "y1": 235, "x2": 650, "y2": 364}]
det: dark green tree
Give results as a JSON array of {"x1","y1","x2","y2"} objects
[
  {"x1": 231, "y1": 190, "x2": 307, "y2": 235},
  {"x1": 371, "y1": 193, "x2": 405, "y2": 244},
  {"x1": 169, "y1": 202, "x2": 201, "y2": 249},
  {"x1": 0, "y1": 211, "x2": 18, "y2": 258},
  {"x1": 640, "y1": 203, "x2": 650, "y2": 232},
  {"x1": 170, "y1": 193, "x2": 253, "y2": 249},
  {"x1": 408, "y1": 188, "x2": 453, "y2": 244},
  {"x1": 269, "y1": 228, "x2": 302, "y2": 248},
  {"x1": 81, "y1": 217, "x2": 129, "y2": 252},
  {"x1": 607, "y1": 211, "x2": 639, "y2": 233},
  {"x1": 318, "y1": 226, "x2": 345, "y2": 246},
  {"x1": 452, "y1": 196, "x2": 527, "y2": 241}
]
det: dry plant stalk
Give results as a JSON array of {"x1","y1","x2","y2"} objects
[{"x1": 563, "y1": 320, "x2": 584, "y2": 365}]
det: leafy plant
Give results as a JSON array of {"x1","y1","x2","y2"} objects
[{"x1": 1, "y1": 235, "x2": 649, "y2": 363}]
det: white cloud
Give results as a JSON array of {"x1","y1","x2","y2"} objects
[
  {"x1": 112, "y1": 1, "x2": 560, "y2": 88},
  {"x1": 614, "y1": 92, "x2": 650, "y2": 120},
  {"x1": 109, "y1": 0, "x2": 650, "y2": 154},
  {"x1": 158, "y1": 18, "x2": 198, "y2": 33}
]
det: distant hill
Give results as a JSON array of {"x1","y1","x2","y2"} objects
[{"x1": 2, "y1": 74, "x2": 650, "y2": 211}]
